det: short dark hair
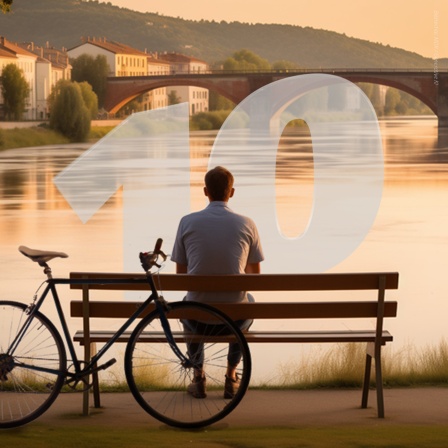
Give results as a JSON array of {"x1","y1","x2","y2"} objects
[{"x1": 204, "y1": 166, "x2": 234, "y2": 201}]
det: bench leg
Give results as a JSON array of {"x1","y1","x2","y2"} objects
[
  {"x1": 91, "y1": 343, "x2": 101, "y2": 408},
  {"x1": 82, "y1": 342, "x2": 101, "y2": 414},
  {"x1": 361, "y1": 353, "x2": 372, "y2": 409},
  {"x1": 375, "y1": 353, "x2": 385, "y2": 418},
  {"x1": 362, "y1": 342, "x2": 385, "y2": 418},
  {"x1": 82, "y1": 382, "x2": 90, "y2": 415},
  {"x1": 82, "y1": 342, "x2": 91, "y2": 415}
]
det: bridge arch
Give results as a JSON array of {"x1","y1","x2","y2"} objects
[
  {"x1": 104, "y1": 71, "x2": 447, "y2": 146},
  {"x1": 344, "y1": 75, "x2": 437, "y2": 114},
  {"x1": 105, "y1": 77, "x2": 241, "y2": 114}
]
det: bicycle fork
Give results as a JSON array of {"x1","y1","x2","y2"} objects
[{"x1": 153, "y1": 296, "x2": 195, "y2": 369}]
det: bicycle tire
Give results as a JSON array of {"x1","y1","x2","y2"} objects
[
  {"x1": 0, "y1": 301, "x2": 66, "y2": 428},
  {"x1": 124, "y1": 301, "x2": 251, "y2": 428}
]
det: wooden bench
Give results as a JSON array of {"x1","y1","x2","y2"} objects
[{"x1": 69, "y1": 272, "x2": 398, "y2": 418}]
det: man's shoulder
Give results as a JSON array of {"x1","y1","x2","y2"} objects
[{"x1": 179, "y1": 203, "x2": 257, "y2": 228}]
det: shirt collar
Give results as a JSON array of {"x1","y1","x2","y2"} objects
[{"x1": 207, "y1": 201, "x2": 229, "y2": 208}]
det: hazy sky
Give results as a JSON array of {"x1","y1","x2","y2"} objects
[{"x1": 102, "y1": 0, "x2": 447, "y2": 59}]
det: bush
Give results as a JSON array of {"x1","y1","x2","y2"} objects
[
  {"x1": 49, "y1": 80, "x2": 91, "y2": 142},
  {"x1": 190, "y1": 110, "x2": 232, "y2": 130}
]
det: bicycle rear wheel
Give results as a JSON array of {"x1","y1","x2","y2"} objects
[
  {"x1": 0, "y1": 301, "x2": 66, "y2": 428},
  {"x1": 125, "y1": 301, "x2": 251, "y2": 428}
]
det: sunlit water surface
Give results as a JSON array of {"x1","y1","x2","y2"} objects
[{"x1": 0, "y1": 116, "x2": 447, "y2": 384}]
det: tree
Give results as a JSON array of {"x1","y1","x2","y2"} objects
[
  {"x1": 168, "y1": 90, "x2": 181, "y2": 106},
  {"x1": 1, "y1": 0, "x2": 13, "y2": 13},
  {"x1": 71, "y1": 54, "x2": 109, "y2": 108},
  {"x1": 77, "y1": 81, "x2": 99, "y2": 120},
  {"x1": 384, "y1": 88, "x2": 401, "y2": 115},
  {"x1": 223, "y1": 49, "x2": 271, "y2": 71},
  {"x1": 208, "y1": 91, "x2": 234, "y2": 111},
  {"x1": 272, "y1": 60, "x2": 300, "y2": 70},
  {"x1": 49, "y1": 80, "x2": 91, "y2": 142},
  {"x1": 0, "y1": 64, "x2": 30, "y2": 121}
]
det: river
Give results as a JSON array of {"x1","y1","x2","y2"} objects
[{"x1": 0, "y1": 115, "x2": 447, "y2": 384}]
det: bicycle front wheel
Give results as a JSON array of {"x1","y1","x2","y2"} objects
[
  {"x1": 0, "y1": 301, "x2": 66, "y2": 428},
  {"x1": 125, "y1": 301, "x2": 251, "y2": 428}
]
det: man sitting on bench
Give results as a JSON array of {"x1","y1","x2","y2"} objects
[{"x1": 171, "y1": 166, "x2": 264, "y2": 399}]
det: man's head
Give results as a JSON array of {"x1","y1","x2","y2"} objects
[{"x1": 204, "y1": 166, "x2": 235, "y2": 202}]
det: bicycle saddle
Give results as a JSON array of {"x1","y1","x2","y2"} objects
[{"x1": 18, "y1": 246, "x2": 68, "y2": 264}]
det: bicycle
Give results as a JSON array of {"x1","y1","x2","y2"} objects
[{"x1": 0, "y1": 239, "x2": 251, "y2": 429}]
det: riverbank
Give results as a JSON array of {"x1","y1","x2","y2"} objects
[{"x1": 0, "y1": 124, "x2": 115, "y2": 151}]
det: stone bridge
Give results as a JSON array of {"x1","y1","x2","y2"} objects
[{"x1": 104, "y1": 69, "x2": 448, "y2": 145}]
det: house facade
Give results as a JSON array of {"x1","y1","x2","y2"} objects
[
  {"x1": 140, "y1": 55, "x2": 172, "y2": 111},
  {"x1": 0, "y1": 37, "x2": 37, "y2": 120},
  {"x1": 158, "y1": 52, "x2": 209, "y2": 115},
  {"x1": 19, "y1": 42, "x2": 71, "y2": 119},
  {"x1": 0, "y1": 37, "x2": 71, "y2": 120},
  {"x1": 67, "y1": 37, "x2": 149, "y2": 77},
  {"x1": 68, "y1": 38, "x2": 210, "y2": 116}
]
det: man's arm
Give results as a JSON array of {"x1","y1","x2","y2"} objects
[
  {"x1": 176, "y1": 263, "x2": 188, "y2": 274},
  {"x1": 245, "y1": 262, "x2": 261, "y2": 274}
]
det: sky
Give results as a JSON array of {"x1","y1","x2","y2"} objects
[{"x1": 101, "y1": 0, "x2": 447, "y2": 59}]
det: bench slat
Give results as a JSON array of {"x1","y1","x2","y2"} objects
[
  {"x1": 73, "y1": 329, "x2": 393, "y2": 344},
  {"x1": 68, "y1": 272, "x2": 399, "y2": 291},
  {"x1": 70, "y1": 301, "x2": 398, "y2": 320}
]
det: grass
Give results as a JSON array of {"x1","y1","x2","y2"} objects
[
  {"x1": 0, "y1": 126, "x2": 70, "y2": 150},
  {"x1": 88, "y1": 125, "x2": 115, "y2": 140},
  {"x1": 274, "y1": 340, "x2": 448, "y2": 389},
  {"x1": 91, "y1": 341, "x2": 448, "y2": 393},
  {"x1": 0, "y1": 125, "x2": 117, "y2": 151},
  {"x1": 3, "y1": 344, "x2": 448, "y2": 447},
  {"x1": 3, "y1": 425, "x2": 448, "y2": 448}
]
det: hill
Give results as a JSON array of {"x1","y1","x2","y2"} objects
[{"x1": 0, "y1": 0, "x2": 434, "y2": 69}]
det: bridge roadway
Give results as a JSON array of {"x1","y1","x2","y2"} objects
[{"x1": 104, "y1": 69, "x2": 448, "y2": 146}]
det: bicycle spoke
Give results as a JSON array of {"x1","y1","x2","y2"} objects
[
  {"x1": 125, "y1": 301, "x2": 251, "y2": 428},
  {"x1": 0, "y1": 301, "x2": 66, "y2": 428}
]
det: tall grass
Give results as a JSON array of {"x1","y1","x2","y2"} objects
[
  {"x1": 0, "y1": 125, "x2": 117, "y2": 151},
  {"x1": 92, "y1": 341, "x2": 448, "y2": 392},
  {"x1": 275, "y1": 340, "x2": 448, "y2": 389},
  {"x1": 0, "y1": 126, "x2": 70, "y2": 150}
]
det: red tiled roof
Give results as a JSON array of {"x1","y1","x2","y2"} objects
[
  {"x1": 0, "y1": 47, "x2": 16, "y2": 58},
  {"x1": 0, "y1": 37, "x2": 36, "y2": 58},
  {"x1": 158, "y1": 52, "x2": 207, "y2": 64},
  {"x1": 70, "y1": 37, "x2": 148, "y2": 56}
]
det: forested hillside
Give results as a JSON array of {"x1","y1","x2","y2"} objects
[{"x1": 0, "y1": 0, "x2": 435, "y2": 68}]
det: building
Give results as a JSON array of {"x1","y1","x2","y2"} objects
[
  {"x1": 0, "y1": 37, "x2": 70, "y2": 120},
  {"x1": 0, "y1": 36, "x2": 37, "y2": 120},
  {"x1": 67, "y1": 37, "x2": 149, "y2": 77},
  {"x1": 19, "y1": 42, "x2": 71, "y2": 119},
  {"x1": 68, "y1": 37, "x2": 173, "y2": 114},
  {"x1": 140, "y1": 55, "x2": 171, "y2": 111},
  {"x1": 68, "y1": 39, "x2": 210, "y2": 116},
  {"x1": 158, "y1": 52, "x2": 209, "y2": 115}
]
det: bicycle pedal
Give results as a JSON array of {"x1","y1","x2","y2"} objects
[{"x1": 99, "y1": 358, "x2": 117, "y2": 371}]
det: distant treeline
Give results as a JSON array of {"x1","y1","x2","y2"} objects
[{"x1": 0, "y1": 0, "x2": 436, "y2": 69}]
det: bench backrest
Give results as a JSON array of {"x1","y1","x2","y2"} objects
[
  {"x1": 69, "y1": 272, "x2": 398, "y2": 321},
  {"x1": 69, "y1": 272, "x2": 399, "y2": 291},
  {"x1": 70, "y1": 300, "x2": 397, "y2": 320}
]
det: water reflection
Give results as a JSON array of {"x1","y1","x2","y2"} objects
[{"x1": 0, "y1": 117, "x2": 447, "y2": 382}]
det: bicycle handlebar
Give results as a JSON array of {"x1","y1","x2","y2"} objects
[{"x1": 139, "y1": 239, "x2": 167, "y2": 272}]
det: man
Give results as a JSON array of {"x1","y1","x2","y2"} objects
[{"x1": 171, "y1": 166, "x2": 264, "y2": 399}]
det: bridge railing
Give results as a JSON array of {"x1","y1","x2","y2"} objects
[{"x1": 109, "y1": 68, "x2": 444, "y2": 80}]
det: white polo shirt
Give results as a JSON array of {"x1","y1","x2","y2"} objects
[{"x1": 171, "y1": 201, "x2": 264, "y2": 303}]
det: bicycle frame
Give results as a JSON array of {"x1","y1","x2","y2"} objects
[{"x1": 8, "y1": 273, "x2": 192, "y2": 384}]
